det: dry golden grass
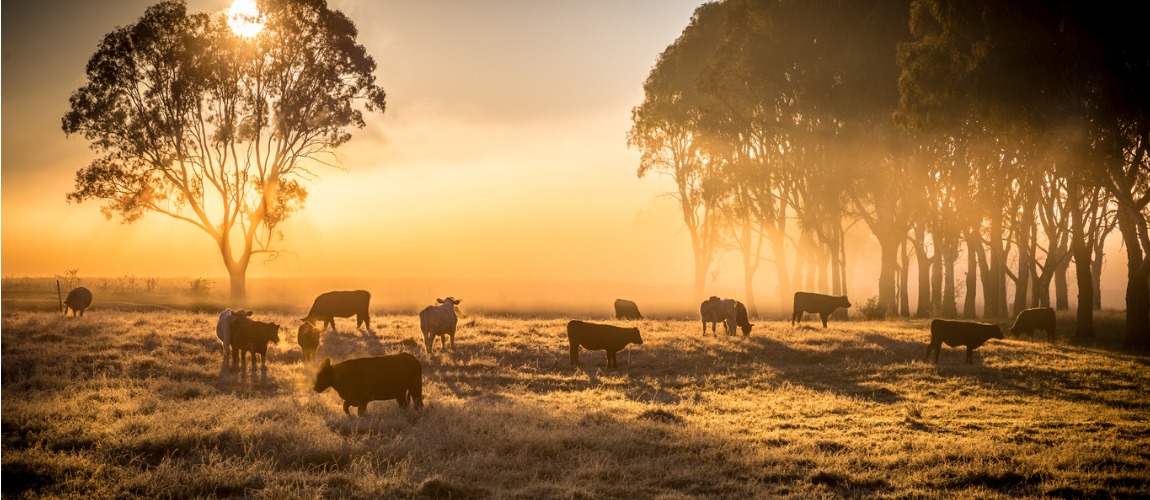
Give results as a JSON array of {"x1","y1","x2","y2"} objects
[{"x1": 3, "y1": 307, "x2": 1149, "y2": 498}]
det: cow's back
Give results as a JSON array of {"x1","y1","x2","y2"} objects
[
  {"x1": 310, "y1": 290, "x2": 371, "y2": 317},
  {"x1": 333, "y1": 354, "x2": 421, "y2": 398}
]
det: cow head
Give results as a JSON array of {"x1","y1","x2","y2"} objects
[
  {"x1": 234, "y1": 309, "x2": 253, "y2": 318},
  {"x1": 314, "y1": 358, "x2": 334, "y2": 393},
  {"x1": 437, "y1": 297, "x2": 461, "y2": 307},
  {"x1": 259, "y1": 322, "x2": 281, "y2": 343},
  {"x1": 628, "y1": 328, "x2": 643, "y2": 345},
  {"x1": 988, "y1": 324, "x2": 1004, "y2": 340},
  {"x1": 839, "y1": 296, "x2": 852, "y2": 309}
]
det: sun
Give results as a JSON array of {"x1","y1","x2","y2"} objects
[{"x1": 227, "y1": 0, "x2": 265, "y2": 38}]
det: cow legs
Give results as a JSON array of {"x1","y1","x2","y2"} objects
[
  {"x1": 342, "y1": 400, "x2": 352, "y2": 415},
  {"x1": 965, "y1": 347, "x2": 974, "y2": 364},
  {"x1": 925, "y1": 342, "x2": 940, "y2": 363},
  {"x1": 701, "y1": 319, "x2": 706, "y2": 335},
  {"x1": 820, "y1": 313, "x2": 829, "y2": 328},
  {"x1": 606, "y1": 349, "x2": 617, "y2": 368},
  {"x1": 570, "y1": 343, "x2": 580, "y2": 366},
  {"x1": 357, "y1": 403, "x2": 368, "y2": 417},
  {"x1": 450, "y1": 333, "x2": 456, "y2": 351}
]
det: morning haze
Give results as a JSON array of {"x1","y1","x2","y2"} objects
[{"x1": 4, "y1": 1, "x2": 1150, "y2": 498}]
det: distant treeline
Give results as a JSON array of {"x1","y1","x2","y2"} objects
[{"x1": 629, "y1": 0, "x2": 1149, "y2": 348}]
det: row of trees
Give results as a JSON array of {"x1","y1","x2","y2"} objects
[{"x1": 629, "y1": 0, "x2": 1150, "y2": 348}]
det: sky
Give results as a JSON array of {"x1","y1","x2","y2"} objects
[
  {"x1": 1, "y1": 0, "x2": 715, "y2": 290},
  {"x1": 1, "y1": 0, "x2": 1128, "y2": 313}
]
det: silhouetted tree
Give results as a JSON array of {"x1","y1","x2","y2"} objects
[
  {"x1": 63, "y1": 0, "x2": 386, "y2": 300},
  {"x1": 630, "y1": 2, "x2": 730, "y2": 302}
]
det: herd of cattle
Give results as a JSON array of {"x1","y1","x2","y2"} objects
[
  {"x1": 200, "y1": 289, "x2": 1059, "y2": 417},
  {"x1": 54, "y1": 284, "x2": 1057, "y2": 416}
]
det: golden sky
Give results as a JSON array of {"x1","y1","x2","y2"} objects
[{"x1": 1, "y1": 0, "x2": 710, "y2": 287}]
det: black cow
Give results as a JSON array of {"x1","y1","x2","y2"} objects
[
  {"x1": 230, "y1": 317, "x2": 280, "y2": 373},
  {"x1": 567, "y1": 320, "x2": 643, "y2": 368},
  {"x1": 1010, "y1": 307, "x2": 1056, "y2": 343},
  {"x1": 62, "y1": 287, "x2": 93, "y2": 317},
  {"x1": 297, "y1": 321, "x2": 321, "y2": 362},
  {"x1": 314, "y1": 354, "x2": 424, "y2": 416},
  {"x1": 925, "y1": 319, "x2": 1004, "y2": 365},
  {"x1": 614, "y1": 298, "x2": 643, "y2": 320},
  {"x1": 302, "y1": 290, "x2": 371, "y2": 332},
  {"x1": 792, "y1": 292, "x2": 851, "y2": 328}
]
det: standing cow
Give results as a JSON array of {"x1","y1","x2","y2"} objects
[
  {"x1": 567, "y1": 320, "x2": 643, "y2": 368},
  {"x1": 62, "y1": 287, "x2": 93, "y2": 317},
  {"x1": 216, "y1": 308, "x2": 253, "y2": 371},
  {"x1": 419, "y1": 297, "x2": 461, "y2": 352},
  {"x1": 302, "y1": 290, "x2": 371, "y2": 333},
  {"x1": 314, "y1": 354, "x2": 424, "y2": 416},
  {"x1": 230, "y1": 316, "x2": 280, "y2": 374},
  {"x1": 1010, "y1": 307, "x2": 1056, "y2": 343},
  {"x1": 614, "y1": 298, "x2": 643, "y2": 320},
  {"x1": 792, "y1": 292, "x2": 851, "y2": 328},
  {"x1": 297, "y1": 321, "x2": 322, "y2": 362},
  {"x1": 700, "y1": 297, "x2": 752, "y2": 336},
  {"x1": 925, "y1": 319, "x2": 1003, "y2": 365}
]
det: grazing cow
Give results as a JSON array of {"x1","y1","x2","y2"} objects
[
  {"x1": 925, "y1": 319, "x2": 1004, "y2": 365},
  {"x1": 230, "y1": 316, "x2": 280, "y2": 373},
  {"x1": 302, "y1": 290, "x2": 371, "y2": 333},
  {"x1": 614, "y1": 298, "x2": 643, "y2": 320},
  {"x1": 419, "y1": 297, "x2": 461, "y2": 352},
  {"x1": 700, "y1": 297, "x2": 752, "y2": 336},
  {"x1": 297, "y1": 321, "x2": 321, "y2": 362},
  {"x1": 792, "y1": 292, "x2": 852, "y2": 328},
  {"x1": 216, "y1": 308, "x2": 253, "y2": 370},
  {"x1": 733, "y1": 301, "x2": 753, "y2": 336},
  {"x1": 1010, "y1": 307, "x2": 1056, "y2": 343},
  {"x1": 567, "y1": 320, "x2": 643, "y2": 368},
  {"x1": 313, "y1": 354, "x2": 424, "y2": 416},
  {"x1": 62, "y1": 287, "x2": 93, "y2": 317}
]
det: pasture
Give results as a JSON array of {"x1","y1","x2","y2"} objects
[{"x1": 3, "y1": 306, "x2": 1149, "y2": 498}]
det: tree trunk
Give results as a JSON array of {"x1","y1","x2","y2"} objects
[
  {"x1": 914, "y1": 225, "x2": 933, "y2": 317},
  {"x1": 1118, "y1": 206, "x2": 1150, "y2": 350},
  {"x1": 964, "y1": 233, "x2": 979, "y2": 318},
  {"x1": 941, "y1": 241, "x2": 958, "y2": 318},
  {"x1": 1054, "y1": 257, "x2": 1071, "y2": 310},
  {"x1": 899, "y1": 239, "x2": 911, "y2": 317},
  {"x1": 740, "y1": 217, "x2": 760, "y2": 318},
  {"x1": 878, "y1": 233, "x2": 900, "y2": 317},
  {"x1": 1071, "y1": 215, "x2": 1095, "y2": 339},
  {"x1": 1012, "y1": 207, "x2": 1033, "y2": 316},
  {"x1": 769, "y1": 226, "x2": 792, "y2": 317}
]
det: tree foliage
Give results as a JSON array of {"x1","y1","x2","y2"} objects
[{"x1": 63, "y1": 0, "x2": 386, "y2": 299}]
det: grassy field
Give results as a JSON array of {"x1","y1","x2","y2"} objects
[{"x1": 3, "y1": 305, "x2": 1149, "y2": 498}]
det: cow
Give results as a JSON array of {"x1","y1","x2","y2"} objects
[
  {"x1": 700, "y1": 296, "x2": 724, "y2": 335},
  {"x1": 792, "y1": 292, "x2": 852, "y2": 328},
  {"x1": 1010, "y1": 307, "x2": 1056, "y2": 343},
  {"x1": 419, "y1": 297, "x2": 461, "y2": 352},
  {"x1": 313, "y1": 354, "x2": 424, "y2": 416},
  {"x1": 925, "y1": 319, "x2": 1004, "y2": 365},
  {"x1": 700, "y1": 297, "x2": 752, "y2": 336},
  {"x1": 216, "y1": 308, "x2": 253, "y2": 370},
  {"x1": 302, "y1": 290, "x2": 371, "y2": 333},
  {"x1": 297, "y1": 321, "x2": 321, "y2": 362},
  {"x1": 230, "y1": 316, "x2": 280, "y2": 373},
  {"x1": 614, "y1": 298, "x2": 643, "y2": 320},
  {"x1": 567, "y1": 320, "x2": 643, "y2": 368},
  {"x1": 62, "y1": 287, "x2": 93, "y2": 317}
]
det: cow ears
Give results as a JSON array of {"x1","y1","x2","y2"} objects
[
  {"x1": 436, "y1": 298, "x2": 444, "y2": 304},
  {"x1": 321, "y1": 358, "x2": 332, "y2": 369}
]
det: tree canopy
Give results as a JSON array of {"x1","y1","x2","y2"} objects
[{"x1": 63, "y1": 0, "x2": 386, "y2": 299}]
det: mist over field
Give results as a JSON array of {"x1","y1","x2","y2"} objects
[{"x1": 5, "y1": 0, "x2": 1150, "y2": 497}]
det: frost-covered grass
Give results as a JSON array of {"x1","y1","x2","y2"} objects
[{"x1": 3, "y1": 308, "x2": 1148, "y2": 498}]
